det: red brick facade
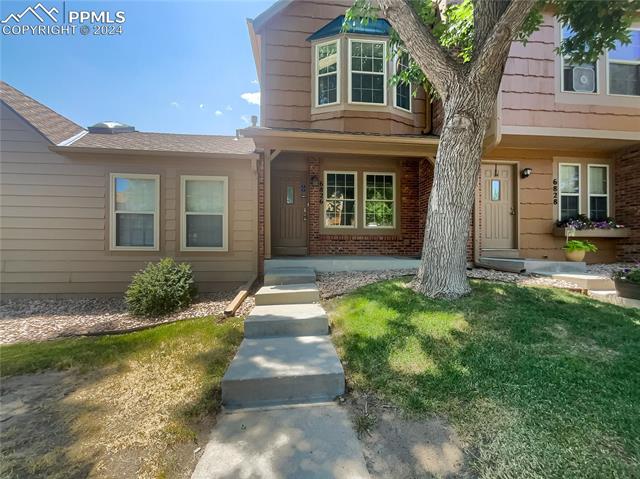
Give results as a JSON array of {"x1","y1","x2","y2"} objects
[
  {"x1": 615, "y1": 145, "x2": 640, "y2": 262},
  {"x1": 257, "y1": 157, "x2": 265, "y2": 274}
]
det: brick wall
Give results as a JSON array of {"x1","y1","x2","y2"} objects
[
  {"x1": 307, "y1": 158, "x2": 434, "y2": 256},
  {"x1": 257, "y1": 156, "x2": 265, "y2": 274},
  {"x1": 615, "y1": 145, "x2": 640, "y2": 262}
]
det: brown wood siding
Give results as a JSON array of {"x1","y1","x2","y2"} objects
[
  {"x1": 501, "y1": 13, "x2": 640, "y2": 132},
  {"x1": 0, "y1": 104, "x2": 258, "y2": 297},
  {"x1": 260, "y1": 0, "x2": 428, "y2": 134}
]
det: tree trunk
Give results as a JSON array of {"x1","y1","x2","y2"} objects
[{"x1": 415, "y1": 81, "x2": 499, "y2": 298}]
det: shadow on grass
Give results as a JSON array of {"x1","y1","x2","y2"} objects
[{"x1": 329, "y1": 279, "x2": 640, "y2": 478}]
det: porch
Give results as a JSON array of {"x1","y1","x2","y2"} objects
[{"x1": 265, "y1": 255, "x2": 420, "y2": 273}]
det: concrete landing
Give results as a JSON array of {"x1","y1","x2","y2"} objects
[
  {"x1": 244, "y1": 303, "x2": 328, "y2": 338},
  {"x1": 221, "y1": 336, "x2": 345, "y2": 408},
  {"x1": 191, "y1": 404, "x2": 370, "y2": 479},
  {"x1": 264, "y1": 267, "x2": 316, "y2": 286},
  {"x1": 255, "y1": 283, "x2": 320, "y2": 306},
  {"x1": 477, "y1": 257, "x2": 587, "y2": 274},
  {"x1": 265, "y1": 256, "x2": 420, "y2": 273},
  {"x1": 589, "y1": 290, "x2": 640, "y2": 308},
  {"x1": 551, "y1": 273, "x2": 614, "y2": 290}
]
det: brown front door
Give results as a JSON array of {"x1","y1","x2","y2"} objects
[
  {"x1": 481, "y1": 163, "x2": 517, "y2": 251},
  {"x1": 271, "y1": 170, "x2": 308, "y2": 256}
]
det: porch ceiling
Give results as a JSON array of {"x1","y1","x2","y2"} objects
[{"x1": 239, "y1": 127, "x2": 439, "y2": 158}]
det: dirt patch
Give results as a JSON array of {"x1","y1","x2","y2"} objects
[{"x1": 345, "y1": 393, "x2": 471, "y2": 479}]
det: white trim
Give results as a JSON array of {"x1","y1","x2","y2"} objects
[
  {"x1": 392, "y1": 54, "x2": 412, "y2": 113},
  {"x1": 587, "y1": 164, "x2": 610, "y2": 220},
  {"x1": 57, "y1": 129, "x2": 88, "y2": 147},
  {"x1": 323, "y1": 170, "x2": 358, "y2": 229},
  {"x1": 558, "y1": 163, "x2": 581, "y2": 220},
  {"x1": 363, "y1": 171, "x2": 396, "y2": 229},
  {"x1": 500, "y1": 125, "x2": 640, "y2": 141},
  {"x1": 314, "y1": 39, "x2": 341, "y2": 108},
  {"x1": 180, "y1": 175, "x2": 229, "y2": 252},
  {"x1": 606, "y1": 27, "x2": 640, "y2": 97},
  {"x1": 348, "y1": 38, "x2": 387, "y2": 106},
  {"x1": 559, "y1": 24, "x2": 599, "y2": 94},
  {"x1": 110, "y1": 173, "x2": 160, "y2": 251}
]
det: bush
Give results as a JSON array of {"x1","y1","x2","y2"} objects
[
  {"x1": 563, "y1": 239, "x2": 598, "y2": 253},
  {"x1": 614, "y1": 266, "x2": 640, "y2": 285},
  {"x1": 126, "y1": 258, "x2": 197, "y2": 317}
]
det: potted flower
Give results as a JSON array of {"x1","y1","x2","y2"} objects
[
  {"x1": 613, "y1": 266, "x2": 640, "y2": 300},
  {"x1": 563, "y1": 239, "x2": 598, "y2": 262}
]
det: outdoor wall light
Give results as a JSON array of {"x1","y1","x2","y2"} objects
[
  {"x1": 310, "y1": 175, "x2": 321, "y2": 188},
  {"x1": 521, "y1": 167, "x2": 533, "y2": 178}
]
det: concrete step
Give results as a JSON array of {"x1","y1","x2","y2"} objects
[
  {"x1": 244, "y1": 303, "x2": 328, "y2": 338},
  {"x1": 222, "y1": 336, "x2": 345, "y2": 408},
  {"x1": 551, "y1": 273, "x2": 614, "y2": 290},
  {"x1": 478, "y1": 257, "x2": 587, "y2": 274},
  {"x1": 589, "y1": 290, "x2": 640, "y2": 309},
  {"x1": 254, "y1": 283, "x2": 320, "y2": 306},
  {"x1": 263, "y1": 267, "x2": 316, "y2": 286}
]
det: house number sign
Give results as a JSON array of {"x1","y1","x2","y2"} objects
[{"x1": 552, "y1": 178, "x2": 558, "y2": 205}]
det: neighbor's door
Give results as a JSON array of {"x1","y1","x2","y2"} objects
[
  {"x1": 271, "y1": 170, "x2": 308, "y2": 256},
  {"x1": 481, "y1": 163, "x2": 517, "y2": 250}
]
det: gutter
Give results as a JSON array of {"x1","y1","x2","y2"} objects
[{"x1": 49, "y1": 145, "x2": 259, "y2": 160}]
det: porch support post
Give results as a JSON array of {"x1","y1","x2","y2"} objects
[{"x1": 265, "y1": 149, "x2": 272, "y2": 259}]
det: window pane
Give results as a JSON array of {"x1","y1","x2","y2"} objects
[
  {"x1": 365, "y1": 174, "x2": 394, "y2": 227},
  {"x1": 286, "y1": 186, "x2": 294, "y2": 205},
  {"x1": 609, "y1": 31, "x2": 640, "y2": 62},
  {"x1": 491, "y1": 179, "x2": 501, "y2": 201},
  {"x1": 116, "y1": 213, "x2": 154, "y2": 247},
  {"x1": 185, "y1": 180, "x2": 224, "y2": 214},
  {"x1": 560, "y1": 165, "x2": 579, "y2": 194},
  {"x1": 560, "y1": 196, "x2": 579, "y2": 220},
  {"x1": 589, "y1": 166, "x2": 607, "y2": 195},
  {"x1": 186, "y1": 215, "x2": 223, "y2": 248},
  {"x1": 563, "y1": 63, "x2": 597, "y2": 93},
  {"x1": 115, "y1": 178, "x2": 156, "y2": 212},
  {"x1": 318, "y1": 74, "x2": 337, "y2": 105},
  {"x1": 609, "y1": 63, "x2": 640, "y2": 96},
  {"x1": 352, "y1": 72, "x2": 384, "y2": 104},
  {"x1": 317, "y1": 42, "x2": 338, "y2": 75},
  {"x1": 590, "y1": 197, "x2": 608, "y2": 221},
  {"x1": 326, "y1": 173, "x2": 355, "y2": 200}
]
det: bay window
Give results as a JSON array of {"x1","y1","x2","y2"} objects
[
  {"x1": 608, "y1": 29, "x2": 640, "y2": 96},
  {"x1": 559, "y1": 164, "x2": 580, "y2": 220},
  {"x1": 588, "y1": 165, "x2": 609, "y2": 221},
  {"x1": 349, "y1": 39, "x2": 386, "y2": 104},
  {"x1": 324, "y1": 171, "x2": 357, "y2": 228},
  {"x1": 110, "y1": 173, "x2": 159, "y2": 250},
  {"x1": 316, "y1": 40, "x2": 340, "y2": 106},
  {"x1": 364, "y1": 173, "x2": 395, "y2": 228},
  {"x1": 181, "y1": 176, "x2": 228, "y2": 251}
]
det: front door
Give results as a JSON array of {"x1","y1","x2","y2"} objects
[
  {"x1": 271, "y1": 170, "x2": 308, "y2": 256},
  {"x1": 481, "y1": 163, "x2": 517, "y2": 251}
]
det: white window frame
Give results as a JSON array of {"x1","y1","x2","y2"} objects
[
  {"x1": 180, "y1": 175, "x2": 228, "y2": 252},
  {"x1": 558, "y1": 163, "x2": 581, "y2": 220},
  {"x1": 559, "y1": 26, "x2": 599, "y2": 95},
  {"x1": 363, "y1": 171, "x2": 396, "y2": 229},
  {"x1": 315, "y1": 39, "x2": 341, "y2": 108},
  {"x1": 110, "y1": 173, "x2": 160, "y2": 251},
  {"x1": 348, "y1": 38, "x2": 388, "y2": 105},
  {"x1": 606, "y1": 27, "x2": 640, "y2": 97},
  {"x1": 323, "y1": 170, "x2": 358, "y2": 229},
  {"x1": 587, "y1": 164, "x2": 610, "y2": 220},
  {"x1": 393, "y1": 54, "x2": 412, "y2": 113}
]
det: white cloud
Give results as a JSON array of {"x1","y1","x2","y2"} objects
[
  {"x1": 240, "y1": 115, "x2": 252, "y2": 125},
  {"x1": 199, "y1": 103, "x2": 205, "y2": 110},
  {"x1": 251, "y1": 79, "x2": 259, "y2": 85},
  {"x1": 240, "y1": 92, "x2": 261, "y2": 105},
  {"x1": 225, "y1": 105, "x2": 233, "y2": 111},
  {"x1": 215, "y1": 110, "x2": 223, "y2": 117},
  {"x1": 170, "y1": 101, "x2": 180, "y2": 109}
]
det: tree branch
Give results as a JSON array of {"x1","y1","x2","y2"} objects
[
  {"x1": 473, "y1": 0, "x2": 510, "y2": 54},
  {"x1": 471, "y1": 0, "x2": 537, "y2": 82},
  {"x1": 377, "y1": 0, "x2": 462, "y2": 98}
]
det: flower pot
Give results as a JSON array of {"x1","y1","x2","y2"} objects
[
  {"x1": 614, "y1": 278, "x2": 640, "y2": 300},
  {"x1": 564, "y1": 249, "x2": 585, "y2": 262}
]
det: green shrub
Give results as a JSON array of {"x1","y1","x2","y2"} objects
[
  {"x1": 563, "y1": 239, "x2": 598, "y2": 253},
  {"x1": 126, "y1": 258, "x2": 197, "y2": 317},
  {"x1": 614, "y1": 266, "x2": 640, "y2": 285}
]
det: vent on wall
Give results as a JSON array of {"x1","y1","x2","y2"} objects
[{"x1": 88, "y1": 121, "x2": 135, "y2": 134}]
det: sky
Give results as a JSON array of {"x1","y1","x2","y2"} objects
[{"x1": 1, "y1": 0, "x2": 275, "y2": 135}]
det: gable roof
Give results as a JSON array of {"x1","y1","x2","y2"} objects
[
  {"x1": 0, "y1": 81, "x2": 85, "y2": 145},
  {"x1": 307, "y1": 15, "x2": 391, "y2": 41}
]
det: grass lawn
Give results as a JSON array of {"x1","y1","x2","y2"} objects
[
  {"x1": 0, "y1": 317, "x2": 243, "y2": 479},
  {"x1": 328, "y1": 279, "x2": 640, "y2": 478}
]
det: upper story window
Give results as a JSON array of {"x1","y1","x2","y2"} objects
[
  {"x1": 561, "y1": 26, "x2": 598, "y2": 94},
  {"x1": 608, "y1": 29, "x2": 640, "y2": 96},
  {"x1": 316, "y1": 40, "x2": 340, "y2": 106},
  {"x1": 394, "y1": 53, "x2": 411, "y2": 112},
  {"x1": 349, "y1": 39, "x2": 386, "y2": 104}
]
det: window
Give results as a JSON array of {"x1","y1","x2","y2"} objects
[
  {"x1": 394, "y1": 52, "x2": 411, "y2": 112},
  {"x1": 110, "y1": 173, "x2": 159, "y2": 250},
  {"x1": 491, "y1": 179, "x2": 501, "y2": 201},
  {"x1": 561, "y1": 26, "x2": 598, "y2": 93},
  {"x1": 364, "y1": 173, "x2": 395, "y2": 228},
  {"x1": 316, "y1": 40, "x2": 339, "y2": 106},
  {"x1": 349, "y1": 39, "x2": 386, "y2": 104},
  {"x1": 324, "y1": 171, "x2": 356, "y2": 228},
  {"x1": 588, "y1": 165, "x2": 609, "y2": 221},
  {"x1": 559, "y1": 164, "x2": 580, "y2": 220},
  {"x1": 181, "y1": 176, "x2": 228, "y2": 251},
  {"x1": 608, "y1": 29, "x2": 640, "y2": 96}
]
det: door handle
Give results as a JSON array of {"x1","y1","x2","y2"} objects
[{"x1": 510, "y1": 207, "x2": 516, "y2": 216}]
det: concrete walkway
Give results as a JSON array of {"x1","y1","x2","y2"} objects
[{"x1": 192, "y1": 268, "x2": 370, "y2": 478}]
